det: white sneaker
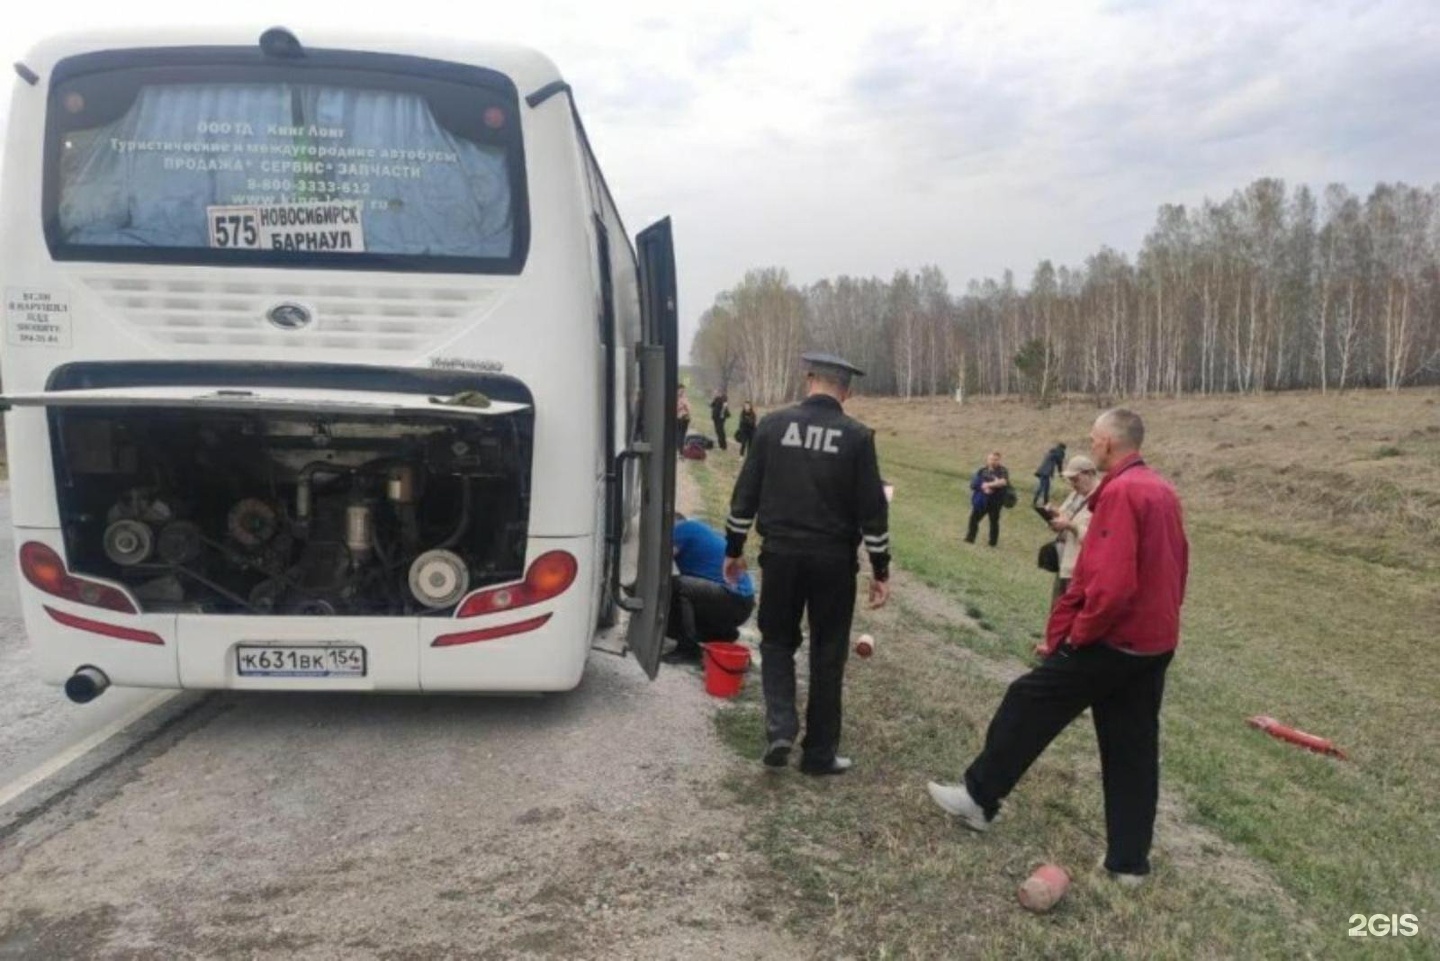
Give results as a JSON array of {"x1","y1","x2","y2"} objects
[
  {"x1": 1097, "y1": 858, "x2": 1148, "y2": 888},
  {"x1": 926, "y1": 781, "x2": 992, "y2": 832}
]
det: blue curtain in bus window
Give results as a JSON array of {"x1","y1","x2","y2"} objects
[
  {"x1": 60, "y1": 85, "x2": 294, "y2": 247},
  {"x1": 59, "y1": 83, "x2": 513, "y2": 258},
  {"x1": 305, "y1": 88, "x2": 513, "y2": 258}
]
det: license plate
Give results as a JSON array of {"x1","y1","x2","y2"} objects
[{"x1": 236, "y1": 645, "x2": 366, "y2": 678}]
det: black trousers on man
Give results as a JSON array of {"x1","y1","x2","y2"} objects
[
  {"x1": 965, "y1": 500, "x2": 1004, "y2": 546},
  {"x1": 756, "y1": 552, "x2": 856, "y2": 770},
  {"x1": 713, "y1": 417, "x2": 728, "y2": 450},
  {"x1": 667, "y1": 575, "x2": 754, "y2": 654},
  {"x1": 963, "y1": 644, "x2": 1173, "y2": 875}
]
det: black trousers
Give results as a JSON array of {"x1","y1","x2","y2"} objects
[
  {"x1": 756, "y1": 552, "x2": 857, "y2": 767},
  {"x1": 965, "y1": 500, "x2": 1004, "y2": 546},
  {"x1": 738, "y1": 434, "x2": 752, "y2": 456},
  {"x1": 666, "y1": 575, "x2": 754, "y2": 651},
  {"x1": 713, "y1": 417, "x2": 728, "y2": 450},
  {"x1": 676, "y1": 417, "x2": 690, "y2": 454},
  {"x1": 963, "y1": 644, "x2": 1173, "y2": 875}
]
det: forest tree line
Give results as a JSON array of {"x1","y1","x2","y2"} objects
[{"x1": 690, "y1": 178, "x2": 1440, "y2": 403}]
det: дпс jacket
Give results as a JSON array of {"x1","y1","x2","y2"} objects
[
  {"x1": 1044, "y1": 453, "x2": 1188, "y2": 655},
  {"x1": 725, "y1": 395, "x2": 890, "y2": 579}
]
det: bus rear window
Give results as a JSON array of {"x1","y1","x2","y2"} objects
[{"x1": 44, "y1": 54, "x2": 529, "y2": 273}]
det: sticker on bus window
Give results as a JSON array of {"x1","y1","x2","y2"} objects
[
  {"x1": 6, "y1": 288, "x2": 72, "y2": 349},
  {"x1": 206, "y1": 202, "x2": 366, "y2": 253}
]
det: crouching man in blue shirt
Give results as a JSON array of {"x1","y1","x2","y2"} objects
[{"x1": 664, "y1": 515, "x2": 757, "y2": 665}]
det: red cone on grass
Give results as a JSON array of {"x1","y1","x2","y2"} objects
[{"x1": 1246, "y1": 715, "x2": 1346, "y2": 759}]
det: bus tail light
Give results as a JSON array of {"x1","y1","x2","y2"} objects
[
  {"x1": 457, "y1": 551, "x2": 577, "y2": 618},
  {"x1": 45, "y1": 606, "x2": 164, "y2": 645},
  {"x1": 433, "y1": 613, "x2": 552, "y2": 647},
  {"x1": 20, "y1": 542, "x2": 138, "y2": 614}
]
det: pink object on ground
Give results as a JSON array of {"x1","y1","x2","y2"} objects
[{"x1": 1018, "y1": 863, "x2": 1071, "y2": 913}]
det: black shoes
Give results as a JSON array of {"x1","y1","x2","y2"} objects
[
  {"x1": 799, "y1": 756, "x2": 853, "y2": 776},
  {"x1": 762, "y1": 739, "x2": 793, "y2": 769},
  {"x1": 763, "y1": 741, "x2": 852, "y2": 776},
  {"x1": 661, "y1": 646, "x2": 702, "y2": 665}
]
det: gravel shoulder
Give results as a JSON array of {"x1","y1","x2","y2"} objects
[{"x1": 0, "y1": 468, "x2": 803, "y2": 960}]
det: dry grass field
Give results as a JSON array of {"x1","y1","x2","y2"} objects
[{"x1": 685, "y1": 388, "x2": 1439, "y2": 959}]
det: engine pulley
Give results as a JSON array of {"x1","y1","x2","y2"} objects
[
  {"x1": 157, "y1": 521, "x2": 204, "y2": 566},
  {"x1": 408, "y1": 550, "x2": 470, "y2": 610},
  {"x1": 103, "y1": 519, "x2": 154, "y2": 567}
]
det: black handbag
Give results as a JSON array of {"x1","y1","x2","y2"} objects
[
  {"x1": 1037, "y1": 540, "x2": 1060, "y2": 573},
  {"x1": 1002, "y1": 487, "x2": 1019, "y2": 509}
]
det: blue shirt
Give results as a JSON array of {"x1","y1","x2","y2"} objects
[{"x1": 673, "y1": 519, "x2": 755, "y2": 598}]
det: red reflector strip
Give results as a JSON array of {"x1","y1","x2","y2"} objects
[
  {"x1": 44, "y1": 605, "x2": 165, "y2": 645},
  {"x1": 432, "y1": 613, "x2": 552, "y2": 647}
]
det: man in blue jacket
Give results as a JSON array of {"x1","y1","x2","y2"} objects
[
  {"x1": 965, "y1": 451, "x2": 1011, "y2": 547},
  {"x1": 1033, "y1": 441, "x2": 1067, "y2": 506},
  {"x1": 664, "y1": 515, "x2": 756, "y2": 664}
]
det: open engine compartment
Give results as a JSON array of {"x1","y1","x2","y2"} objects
[{"x1": 50, "y1": 404, "x2": 533, "y2": 616}]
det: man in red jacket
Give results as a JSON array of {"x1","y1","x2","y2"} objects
[{"x1": 926, "y1": 408, "x2": 1188, "y2": 884}]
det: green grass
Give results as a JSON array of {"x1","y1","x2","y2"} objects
[{"x1": 684, "y1": 392, "x2": 1440, "y2": 959}]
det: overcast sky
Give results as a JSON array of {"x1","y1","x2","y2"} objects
[{"x1": 5, "y1": 0, "x2": 1438, "y2": 353}]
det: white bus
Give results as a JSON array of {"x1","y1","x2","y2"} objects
[{"x1": 0, "y1": 28, "x2": 677, "y2": 700}]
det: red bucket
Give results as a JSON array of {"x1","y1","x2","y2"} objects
[{"x1": 701, "y1": 642, "x2": 751, "y2": 698}]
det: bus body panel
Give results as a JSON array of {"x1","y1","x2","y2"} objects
[
  {"x1": 22, "y1": 533, "x2": 600, "y2": 692},
  {"x1": 17, "y1": 529, "x2": 181, "y2": 688},
  {"x1": 3, "y1": 39, "x2": 604, "y2": 539},
  {"x1": 5, "y1": 411, "x2": 64, "y2": 529},
  {"x1": 176, "y1": 614, "x2": 422, "y2": 691},
  {"x1": 1, "y1": 31, "x2": 667, "y2": 694},
  {"x1": 418, "y1": 534, "x2": 595, "y2": 692}
]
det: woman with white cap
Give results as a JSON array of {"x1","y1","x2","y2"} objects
[{"x1": 1046, "y1": 455, "x2": 1099, "y2": 601}]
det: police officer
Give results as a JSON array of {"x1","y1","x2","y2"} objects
[{"x1": 722, "y1": 352, "x2": 892, "y2": 775}]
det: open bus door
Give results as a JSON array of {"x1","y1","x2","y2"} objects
[{"x1": 618, "y1": 217, "x2": 678, "y2": 678}]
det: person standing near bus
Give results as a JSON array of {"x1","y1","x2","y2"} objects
[
  {"x1": 736, "y1": 402, "x2": 758, "y2": 456},
  {"x1": 710, "y1": 390, "x2": 731, "y2": 451},
  {"x1": 723, "y1": 352, "x2": 891, "y2": 776},
  {"x1": 676, "y1": 386, "x2": 691, "y2": 454}
]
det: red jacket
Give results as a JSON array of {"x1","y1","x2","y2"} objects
[{"x1": 1045, "y1": 453, "x2": 1189, "y2": 655}]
